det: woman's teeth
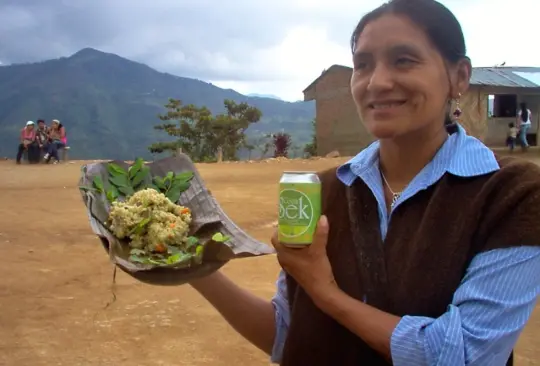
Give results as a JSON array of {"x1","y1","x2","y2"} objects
[{"x1": 372, "y1": 102, "x2": 403, "y2": 109}]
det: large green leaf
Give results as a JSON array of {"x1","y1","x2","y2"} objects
[
  {"x1": 185, "y1": 236, "x2": 199, "y2": 249},
  {"x1": 193, "y1": 245, "x2": 204, "y2": 265},
  {"x1": 163, "y1": 171, "x2": 174, "y2": 186},
  {"x1": 131, "y1": 166, "x2": 150, "y2": 188},
  {"x1": 109, "y1": 174, "x2": 130, "y2": 188},
  {"x1": 170, "y1": 180, "x2": 190, "y2": 194},
  {"x1": 153, "y1": 176, "x2": 166, "y2": 190},
  {"x1": 129, "y1": 255, "x2": 147, "y2": 263},
  {"x1": 128, "y1": 157, "x2": 145, "y2": 179},
  {"x1": 118, "y1": 185, "x2": 135, "y2": 196},
  {"x1": 106, "y1": 187, "x2": 119, "y2": 203},
  {"x1": 166, "y1": 189, "x2": 181, "y2": 204},
  {"x1": 166, "y1": 252, "x2": 192, "y2": 265},
  {"x1": 212, "y1": 232, "x2": 231, "y2": 242},
  {"x1": 92, "y1": 176, "x2": 105, "y2": 193},
  {"x1": 107, "y1": 163, "x2": 127, "y2": 177},
  {"x1": 174, "y1": 171, "x2": 194, "y2": 182}
]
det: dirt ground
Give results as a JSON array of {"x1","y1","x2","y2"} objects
[{"x1": 0, "y1": 154, "x2": 539, "y2": 366}]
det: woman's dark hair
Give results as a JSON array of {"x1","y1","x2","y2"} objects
[
  {"x1": 520, "y1": 102, "x2": 528, "y2": 122},
  {"x1": 350, "y1": 0, "x2": 468, "y2": 134}
]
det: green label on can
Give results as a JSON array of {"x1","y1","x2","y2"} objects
[{"x1": 278, "y1": 183, "x2": 321, "y2": 245}]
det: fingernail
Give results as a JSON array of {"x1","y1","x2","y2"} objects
[{"x1": 319, "y1": 215, "x2": 328, "y2": 227}]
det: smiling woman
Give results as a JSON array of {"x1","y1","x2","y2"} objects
[{"x1": 187, "y1": 1, "x2": 540, "y2": 366}]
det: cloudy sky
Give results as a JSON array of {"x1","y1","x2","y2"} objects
[{"x1": 0, "y1": 0, "x2": 537, "y2": 101}]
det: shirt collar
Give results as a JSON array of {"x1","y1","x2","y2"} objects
[{"x1": 336, "y1": 123, "x2": 500, "y2": 186}]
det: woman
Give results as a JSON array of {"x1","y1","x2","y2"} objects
[
  {"x1": 189, "y1": 1, "x2": 540, "y2": 365},
  {"x1": 517, "y1": 102, "x2": 532, "y2": 150},
  {"x1": 44, "y1": 119, "x2": 67, "y2": 164},
  {"x1": 16, "y1": 121, "x2": 39, "y2": 164}
]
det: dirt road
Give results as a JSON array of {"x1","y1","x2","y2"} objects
[{"x1": 0, "y1": 156, "x2": 538, "y2": 365}]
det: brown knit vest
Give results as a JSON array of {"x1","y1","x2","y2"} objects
[{"x1": 281, "y1": 156, "x2": 540, "y2": 365}]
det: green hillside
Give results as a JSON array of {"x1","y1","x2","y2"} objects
[{"x1": 0, "y1": 48, "x2": 315, "y2": 160}]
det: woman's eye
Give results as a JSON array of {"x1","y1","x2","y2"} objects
[
  {"x1": 354, "y1": 62, "x2": 367, "y2": 70},
  {"x1": 354, "y1": 61, "x2": 369, "y2": 70},
  {"x1": 396, "y1": 57, "x2": 415, "y2": 66}
]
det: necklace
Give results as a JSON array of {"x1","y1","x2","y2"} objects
[{"x1": 380, "y1": 172, "x2": 402, "y2": 208}]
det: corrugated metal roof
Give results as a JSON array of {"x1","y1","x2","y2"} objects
[{"x1": 470, "y1": 67, "x2": 540, "y2": 88}]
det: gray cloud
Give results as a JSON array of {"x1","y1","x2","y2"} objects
[
  {"x1": 0, "y1": 0, "x2": 325, "y2": 82},
  {"x1": 0, "y1": 0, "x2": 499, "y2": 85}
]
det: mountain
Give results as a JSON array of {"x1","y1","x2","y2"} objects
[
  {"x1": 248, "y1": 93, "x2": 284, "y2": 101},
  {"x1": 0, "y1": 48, "x2": 315, "y2": 160}
]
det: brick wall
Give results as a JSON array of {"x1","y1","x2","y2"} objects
[
  {"x1": 456, "y1": 86, "x2": 488, "y2": 140},
  {"x1": 309, "y1": 66, "x2": 373, "y2": 157}
]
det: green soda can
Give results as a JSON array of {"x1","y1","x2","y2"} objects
[{"x1": 278, "y1": 171, "x2": 321, "y2": 247}]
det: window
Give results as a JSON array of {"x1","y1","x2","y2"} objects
[{"x1": 488, "y1": 94, "x2": 517, "y2": 118}]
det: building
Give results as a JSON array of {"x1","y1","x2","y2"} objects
[{"x1": 303, "y1": 65, "x2": 540, "y2": 156}]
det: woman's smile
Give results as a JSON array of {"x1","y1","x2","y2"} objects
[{"x1": 367, "y1": 99, "x2": 408, "y2": 119}]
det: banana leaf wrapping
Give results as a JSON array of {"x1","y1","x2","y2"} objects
[{"x1": 78, "y1": 154, "x2": 275, "y2": 286}]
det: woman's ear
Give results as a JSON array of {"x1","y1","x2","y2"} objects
[
  {"x1": 448, "y1": 58, "x2": 471, "y2": 99},
  {"x1": 454, "y1": 58, "x2": 472, "y2": 98}
]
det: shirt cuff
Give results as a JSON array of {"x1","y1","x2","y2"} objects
[
  {"x1": 391, "y1": 305, "x2": 466, "y2": 366},
  {"x1": 270, "y1": 302, "x2": 289, "y2": 364},
  {"x1": 390, "y1": 315, "x2": 434, "y2": 366}
]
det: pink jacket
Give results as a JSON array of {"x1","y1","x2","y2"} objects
[{"x1": 21, "y1": 127, "x2": 36, "y2": 142}]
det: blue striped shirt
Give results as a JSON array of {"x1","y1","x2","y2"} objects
[{"x1": 271, "y1": 124, "x2": 540, "y2": 365}]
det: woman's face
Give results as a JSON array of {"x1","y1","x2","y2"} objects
[{"x1": 351, "y1": 14, "x2": 466, "y2": 139}]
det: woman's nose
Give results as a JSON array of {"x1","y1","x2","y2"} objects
[{"x1": 367, "y1": 64, "x2": 394, "y2": 92}]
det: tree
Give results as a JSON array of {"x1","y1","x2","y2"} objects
[
  {"x1": 303, "y1": 119, "x2": 317, "y2": 157},
  {"x1": 148, "y1": 99, "x2": 215, "y2": 161},
  {"x1": 212, "y1": 99, "x2": 262, "y2": 161},
  {"x1": 149, "y1": 98, "x2": 262, "y2": 162},
  {"x1": 252, "y1": 134, "x2": 272, "y2": 160},
  {"x1": 289, "y1": 144, "x2": 302, "y2": 158},
  {"x1": 273, "y1": 132, "x2": 292, "y2": 158},
  {"x1": 243, "y1": 141, "x2": 256, "y2": 160}
]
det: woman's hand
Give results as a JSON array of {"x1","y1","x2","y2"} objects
[
  {"x1": 271, "y1": 215, "x2": 337, "y2": 300},
  {"x1": 273, "y1": 215, "x2": 399, "y2": 361}
]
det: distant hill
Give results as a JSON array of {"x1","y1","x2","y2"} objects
[
  {"x1": 0, "y1": 48, "x2": 314, "y2": 160},
  {"x1": 248, "y1": 93, "x2": 284, "y2": 101}
]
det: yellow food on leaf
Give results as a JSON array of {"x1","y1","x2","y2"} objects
[{"x1": 108, "y1": 188, "x2": 192, "y2": 253}]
